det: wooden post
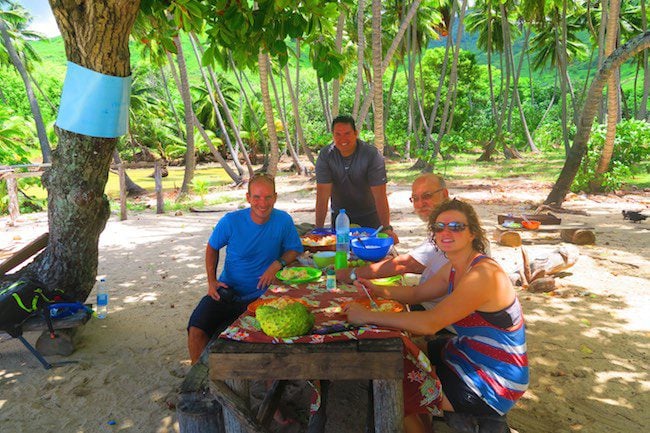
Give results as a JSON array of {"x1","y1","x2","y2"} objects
[
  {"x1": 6, "y1": 175, "x2": 20, "y2": 226},
  {"x1": 177, "y1": 392, "x2": 224, "y2": 433},
  {"x1": 222, "y1": 379, "x2": 250, "y2": 433},
  {"x1": 373, "y1": 379, "x2": 404, "y2": 433},
  {"x1": 118, "y1": 164, "x2": 127, "y2": 221},
  {"x1": 154, "y1": 161, "x2": 164, "y2": 214}
]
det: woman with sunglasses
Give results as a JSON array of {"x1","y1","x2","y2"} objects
[{"x1": 345, "y1": 199, "x2": 528, "y2": 433}]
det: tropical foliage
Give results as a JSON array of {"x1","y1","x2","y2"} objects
[{"x1": 0, "y1": 0, "x2": 648, "y2": 215}]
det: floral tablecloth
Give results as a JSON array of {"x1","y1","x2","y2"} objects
[{"x1": 219, "y1": 280, "x2": 443, "y2": 416}]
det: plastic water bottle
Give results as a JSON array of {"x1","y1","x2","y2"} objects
[
  {"x1": 326, "y1": 269, "x2": 337, "y2": 291},
  {"x1": 335, "y1": 209, "x2": 350, "y2": 269},
  {"x1": 96, "y1": 277, "x2": 108, "y2": 319}
]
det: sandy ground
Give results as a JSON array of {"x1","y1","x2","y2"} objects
[{"x1": 0, "y1": 169, "x2": 648, "y2": 433}]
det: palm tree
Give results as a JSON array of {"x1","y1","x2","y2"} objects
[
  {"x1": 0, "y1": 1, "x2": 50, "y2": 162},
  {"x1": 258, "y1": 51, "x2": 280, "y2": 175},
  {"x1": 592, "y1": 0, "x2": 622, "y2": 192},
  {"x1": 371, "y1": 0, "x2": 385, "y2": 153},
  {"x1": 545, "y1": 31, "x2": 650, "y2": 205},
  {"x1": 527, "y1": 1, "x2": 587, "y2": 154}
]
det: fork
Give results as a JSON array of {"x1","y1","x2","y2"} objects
[{"x1": 359, "y1": 283, "x2": 380, "y2": 310}]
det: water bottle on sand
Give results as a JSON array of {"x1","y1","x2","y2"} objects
[{"x1": 96, "y1": 277, "x2": 108, "y2": 319}]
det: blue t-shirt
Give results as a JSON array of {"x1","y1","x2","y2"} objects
[
  {"x1": 315, "y1": 139, "x2": 387, "y2": 225},
  {"x1": 208, "y1": 208, "x2": 303, "y2": 301}
]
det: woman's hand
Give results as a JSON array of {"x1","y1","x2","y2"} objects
[{"x1": 344, "y1": 302, "x2": 371, "y2": 326}]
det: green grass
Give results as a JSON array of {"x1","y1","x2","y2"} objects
[
  {"x1": 13, "y1": 151, "x2": 649, "y2": 216},
  {"x1": 388, "y1": 151, "x2": 567, "y2": 185},
  {"x1": 104, "y1": 166, "x2": 232, "y2": 199}
]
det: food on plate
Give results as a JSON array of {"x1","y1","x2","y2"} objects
[
  {"x1": 256, "y1": 301, "x2": 314, "y2": 337},
  {"x1": 278, "y1": 267, "x2": 313, "y2": 281},
  {"x1": 343, "y1": 299, "x2": 404, "y2": 313},
  {"x1": 301, "y1": 234, "x2": 336, "y2": 247}
]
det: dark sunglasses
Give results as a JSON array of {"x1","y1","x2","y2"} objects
[
  {"x1": 409, "y1": 188, "x2": 444, "y2": 203},
  {"x1": 432, "y1": 221, "x2": 468, "y2": 232}
]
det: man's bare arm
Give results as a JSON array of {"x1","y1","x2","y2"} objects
[
  {"x1": 315, "y1": 183, "x2": 332, "y2": 228},
  {"x1": 336, "y1": 253, "x2": 425, "y2": 283}
]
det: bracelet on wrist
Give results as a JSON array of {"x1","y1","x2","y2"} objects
[{"x1": 278, "y1": 258, "x2": 287, "y2": 268}]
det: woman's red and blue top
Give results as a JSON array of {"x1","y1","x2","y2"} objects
[{"x1": 444, "y1": 255, "x2": 529, "y2": 415}]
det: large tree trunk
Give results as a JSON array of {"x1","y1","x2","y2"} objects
[
  {"x1": 331, "y1": 11, "x2": 346, "y2": 118},
  {"x1": 545, "y1": 32, "x2": 650, "y2": 205},
  {"x1": 352, "y1": 0, "x2": 366, "y2": 120},
  {"x1": 357, "y1": 0, "x2": 423, "y2": 128},
  {"x1": 0, "y1": 18, "x2": 51, "y2": 163},
  {"x1": 640, "y1": 0, "x2": 649, "y2": 121},
  {"x1": 172, "y1": 33, "x2": 196, "y2": 200},
  {"x1": 592, "y1": 0, "x2": 621, "y2": 192},
  {"x1": 371, "y1": 0, "x2": 384, "y2": 153},
  {"x1": 258, "y1": 51, "x2": 280, "y2": 175},
  {"x1": 7, "y1": 0, "x2": 141, "y2": 302},
  {"x1": 269, "y1": 68, "x2": 304, "y2": 174},
  {"x1": 283, "y1": 64, "x2": 314, "y2": 165}
]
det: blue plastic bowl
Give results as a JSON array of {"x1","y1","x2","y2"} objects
[
  {"x1": 351, "y1": 237, "x2": 394, "y2": 262},
  {"x1": 349, "y1": 227, "x2": 378, "y2": 238}
]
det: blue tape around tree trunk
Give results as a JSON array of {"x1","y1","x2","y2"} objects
[{"x1": 55, "y1": 61, "x2": 131, "y2": 138}]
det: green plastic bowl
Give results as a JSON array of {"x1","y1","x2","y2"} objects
[{"x1": 313, "y1": 251, "x2": 336, "y2": 268}]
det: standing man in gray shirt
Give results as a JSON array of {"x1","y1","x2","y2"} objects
[{"x1": 314, "y1": 115, "x2": 398, "y2": 243}]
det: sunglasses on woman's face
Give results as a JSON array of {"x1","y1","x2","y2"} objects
[{"x1": 432, "y1": 221, "x2": 468, "y2": 232}]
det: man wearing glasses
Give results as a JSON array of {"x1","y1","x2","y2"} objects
[
  {"x1": 336, "y1": 173, "x2": 449, "y2": 291},
  {"x1": 187, "y1": 174, "x2": 303, "y2": 364}
]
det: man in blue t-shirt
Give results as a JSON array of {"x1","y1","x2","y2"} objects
[
  {"x1": 315, "y1": 115, "x2": 398, "y2": 243},
  {"x1": 187, "y1": 174, "x2": 303, "y2": 363}
]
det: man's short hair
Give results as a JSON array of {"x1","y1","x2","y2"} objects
[
  {"x1": 248, "y1": 173, "x2": 276, "y2": 194},
  {"x1": 415, "y1": 173, "x2": 446, "y2": 189},
  {"x1": 331, "y1": 115, "x2": 356, "y2": 131}
]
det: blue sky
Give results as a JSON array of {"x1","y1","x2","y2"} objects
[{"x1": 18, "y1": 0, "x2": 60, "y2": 37}]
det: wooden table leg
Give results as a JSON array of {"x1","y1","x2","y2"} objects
[
  {"x1": 223, "y1": 379, "x2": 250, "y2": 433},
  {"x1": 373, "y1": 379, "x2": 404, "y2": 433}
]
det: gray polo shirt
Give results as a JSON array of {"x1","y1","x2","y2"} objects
[{"x1": 315, "y1": 139, "x2": 386, "y2": 225}]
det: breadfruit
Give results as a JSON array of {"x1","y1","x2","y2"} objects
[{"x1": 256, "y1": 302, "x2": 314, "y2": 337}]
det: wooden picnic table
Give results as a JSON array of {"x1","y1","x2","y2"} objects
[{"x1": 206, "y1": 276, "x2": 429, "y2": 433}]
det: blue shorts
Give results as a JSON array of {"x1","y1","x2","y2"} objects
[
  {"x1": 188, "y1": 295, "x2": 249, "y2": 338},
  {"x1": 428, "y1": 338, "x2": 499, "y2": 416}
]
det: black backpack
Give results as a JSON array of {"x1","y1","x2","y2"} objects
[{"x1": 0, "y1": 279, "x2": 62, "y2": 337}]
